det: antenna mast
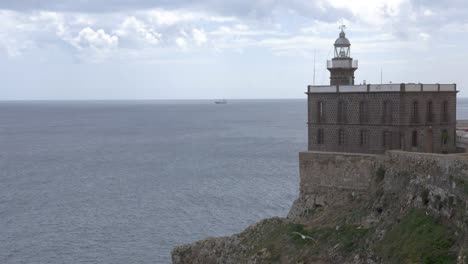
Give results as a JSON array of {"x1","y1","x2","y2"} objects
[
  {"x1": 381, "y1": 68, "x2": 383, "y2": 85},
  {"x1": 313, "y1": 50, "x2": 316, "y2": 85}
]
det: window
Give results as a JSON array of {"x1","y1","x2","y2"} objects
[
  {"x1": 399, "y1": 132, "x2": 404, "y2": 149},
  {"x1": 360, "y1": 130, "x2": 369, "y2": 147},
  {"x1": 337, "y1": 101, "x2": 347, "y2": 124},
  {"x1": 359, "y1": 101, "x2": 369, "y2": 124},
  {"x1": 442, "y1": 101, "x2": 449, "y2": 123},
  {"x1": 412, "y1": 130, "x2": 418, "y2": 147},
  {"x1": 317, "y1": 129, "x2": 324, "y2": 145},
  {"x1": 454, "y1": 130, "x2": 457, "y2": 147},
  {"x1": 382, "y1": 101, "x2": 393, "y2": 124},
  {"x1": 426, "y1": 101, "x2": 433, "y2": 123},
  {"x1": 383, "y1": 131, "x2": 392, "y2": 148},
  {"x1": 412, "y1": 101, "x2": 419, "y2": 123},
  {"x1": 441, "y1": 129, "x2": 448, "y2": 145},
  {"x1": 338, "y1": 129, "x2": 345, "y2": 146},
  {"x1": 317, "y1": 101, "x2": 324, "y2": 123}
]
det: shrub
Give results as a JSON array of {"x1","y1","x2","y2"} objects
[{"x1": 375, "y1": 209, "x2": 457, "y2": 264}]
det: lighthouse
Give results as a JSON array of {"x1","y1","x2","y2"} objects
[{"x1": 327, "y1": 26, "x2": 358, "y2": 85}]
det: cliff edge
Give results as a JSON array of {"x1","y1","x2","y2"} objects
[{"x1": 172, "y1": 151, "x2": 468, "y2": 263}]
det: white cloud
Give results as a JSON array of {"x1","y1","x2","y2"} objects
[
  {"x1": 175, "y1": 37, "x2": 188, "y2": 49},
  {"x1": 327, "y1": 0, "x2": 406, "y2": 25},
  {"x1": 423, "y1": 9, "x2": 434, "y2": 16},
  {"x1": 419, "y1": 32, "x2": 430, "y2": 41},
  {"x1": 28, "y1": 12, "x2": 67, "y2": 36},
  {"x1": 115, "y1": 16, "x2": 161, "y2": 45},
  {"x1": 300, "y1": 19, "x2": 352, "y2": 35},
  {"x1": 192, "y1": 28, "x2": 207, "y2": 46},
  {"x1": 146, "y1": 9, "x2": 203, "y2": 26},
  {"x1": 73, "y1": 27, "x2": 118, "y2": 50},
  {"x1": 211, "y1": 24, "x2": 285, "y2": 37},
  {"x1": 0, "y1": 1, "x2": 465, "y2": 63}
]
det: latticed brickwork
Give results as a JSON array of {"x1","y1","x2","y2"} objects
[{"x1": 307, "y1": 90, "x2": 457, "y2": 154}]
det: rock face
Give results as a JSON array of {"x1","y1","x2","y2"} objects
[{"x1": 172, "y1": 151, "x2": 468, "y2": 264}]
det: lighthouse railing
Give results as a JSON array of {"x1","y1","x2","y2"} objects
[{"x1": 327, "y1": 60, "x2": 358, "y2": 69}]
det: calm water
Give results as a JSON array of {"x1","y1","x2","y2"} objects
[
  {"x1": 0, "y1": 100, "x2": 306, "y2": 264},
  {"x1": 3, "y1": 98, "x2": 468, "y2": 264}
]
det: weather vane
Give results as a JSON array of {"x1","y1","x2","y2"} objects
[
  {"x1": 338, "y1": 18, "x2": 346, "y2": 31},
  {"x1": 339, "y1": 24, "x2": 346, "y2": 32}
]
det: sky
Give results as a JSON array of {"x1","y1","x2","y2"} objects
[{"x1": 1, "y1": 0, "x2": 468, "y2": 100}]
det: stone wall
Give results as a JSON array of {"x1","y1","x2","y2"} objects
[
  {"x1": 289, "y1": 150, "x2": 468, "y2": 221},
  {"x1": 288, "y1": 151, "x2": 379, "y2": 219},
  {"x1": 299, "y1": 151, "x2": 378, "y2": 194}
]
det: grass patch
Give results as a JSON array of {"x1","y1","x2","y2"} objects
[
  {"x1": 375, "y1": 209, "x2": 457, "y2": 264},
  {"x1": 287, "y1": 223, "x2": 371, "y2": 253}
]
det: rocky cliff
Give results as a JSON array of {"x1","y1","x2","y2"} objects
[{"x1": 172, "y1": 151, "x2": 468, "y2": 263}]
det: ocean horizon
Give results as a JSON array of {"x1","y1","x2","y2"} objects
[{"x1": 0, "y1": 99, "x2": 305, "y2": 264}]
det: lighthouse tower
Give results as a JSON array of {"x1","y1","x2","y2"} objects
[{"x1": 327, "y1": 26, "x2": 358, "y2": 85}]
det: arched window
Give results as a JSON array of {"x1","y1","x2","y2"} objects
[
  {"x1": 441, "y1": 129, "x2": 448, "y2": 145},
  {"x1": 412, "y1": 101, "x2": 419, "y2": 123},
  {"x1": 316, "y1": 101, "x2": 324, "y2": 123},
  {"x1": 442, "y1": 101, "x2": 449, "y2": 123},
  {"x1": 338, "y1": 129, "x2": 345, "y2": 145},
  {"x1": 337, "y1": 101, "x2": 347, "y2": 124},
  {"x1": 426, "y1": 101, "x2": 433, "y2": 123},
  {"x1": 317, "y1": 129, "x2": 324, "y2": 145},
  {"x1": 359, "y1": 101, "x2": 368, "y2": 124},
  {"x1": 382, "y1": 101, "x2": 393, "y2": 124},
  {"x1": 412, "y1": 130, "x2": 418, "y2": 147}
]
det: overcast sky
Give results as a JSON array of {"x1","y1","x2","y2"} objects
[{"x1": 1, "y1": 0, "x2": 467, "y2": 99}]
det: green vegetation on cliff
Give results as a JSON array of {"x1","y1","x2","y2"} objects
[
  {"x1": 288, "y1": 223, "x2": 371, "y2": 253},
  {"x1": 376, "y1": 209, "x2": 457, "y2": 264},
  {"x1": 241, "y1": 209, "x2": 458, "y2": 263}
]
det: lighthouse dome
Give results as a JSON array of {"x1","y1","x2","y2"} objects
[{"x1": 335, "y1": 31, "x2": 350, "y2": 46}]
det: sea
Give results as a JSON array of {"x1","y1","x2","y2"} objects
[
  {"x1": 2, "y1": 98, "x2": 468, "y2": 264},
  {"x1": 0, "y1": 100, "x2": 307, "y2": 264}
]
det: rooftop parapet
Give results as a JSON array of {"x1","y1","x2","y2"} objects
[{"x1": 307, "y1": 83, "x2": 457, "y2": 94}]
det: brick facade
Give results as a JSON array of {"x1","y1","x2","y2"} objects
[{"x1": 307, "y1": 85, "x2": 457, "y2": 154}]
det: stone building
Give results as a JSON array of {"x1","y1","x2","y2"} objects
[{"x1": 307, "y1": 28, "x2": 458, "y2": 154}]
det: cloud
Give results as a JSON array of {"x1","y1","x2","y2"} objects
[
  {"x1": 423, "y1": 9, "x2": 434, "y2": 16},
  {"x1": 192, "y1": 28, "x2": 207, "y2": 46},
  {"x1": 72, "y1": 27, "x2": 118, "y2": 50},
  {"x1": 175, "y1": 36, "x2": 188, "y2": 49},
  {"x1": 115, "y1": 16, "x2": 161, "y2": 46},
  {"x1": 0, "y1": 0, "x2": 466, "y2": 63},
  {"x1": 418, "y1": 32, "x2": 430, "y2": 41},
  {"x1": 0, "y1": 0, "x2": 347, "y2": 21},
  {"x1": 147, "y1": 9, "x2": 200, "y2": 26}
]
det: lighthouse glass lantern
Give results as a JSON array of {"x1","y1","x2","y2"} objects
[
  {"x1": 334, "y1": 27, "x2": 351, "y2": 58},
  {"x1": 335, "y1": 45, "x2": 350, "y2": 58}
]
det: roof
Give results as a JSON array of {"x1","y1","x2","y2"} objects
[
  {"x1": 307, "y1": 84, "x2": 457, "y2": 94},
  {"x1": 335, "y1": 30, "x2": 350, "y2": 46}
]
